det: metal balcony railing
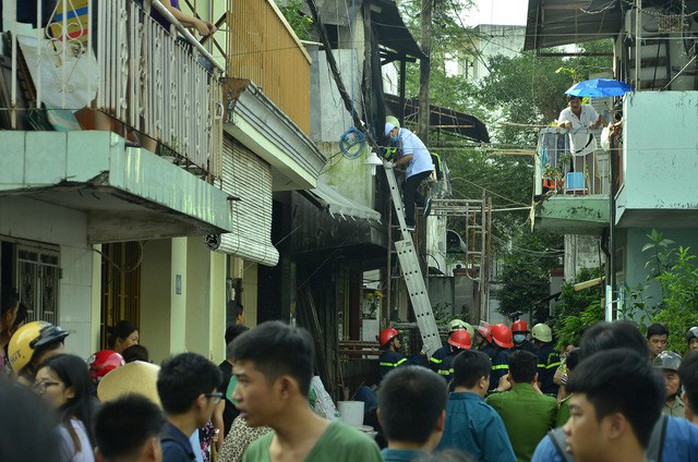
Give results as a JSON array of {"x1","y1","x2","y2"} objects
[
  {"x1": 534, "y1": 127, "x2": 610, "y2": 197},
  {"x1": 8, "y1": 0, "x2": 224, "y2": 178}
]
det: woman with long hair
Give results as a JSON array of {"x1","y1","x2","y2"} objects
[{"x1": 35, "y1": 354, "x2": 96, "y2": 462}]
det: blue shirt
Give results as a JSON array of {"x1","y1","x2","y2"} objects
[
  {"x1": 396, "y1": 128, "x2": 433, "y2": 179},
  {"x1": 381, "y1": 448, "x2": 427, "y2": 462},
  {"x1": 437, "y1": 392, "x2": 516, "y2": 462},
  {"x1": 161, "y1": 421, "x2": 196, "y2": 462},
  {"x1": 189, "y1": 429, "x2": 204, "y2": 462},
  {"x1": 531, "y1": 416, "x2": 698, "y2": 462}
]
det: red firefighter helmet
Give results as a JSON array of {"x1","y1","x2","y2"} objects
[
  {"x1": 511, "y1": 320, "x2": 529, "y2": 333},
  {"x1": 88, "y1": 350, "x2": 125, "y2": 385},
  {"x1": 491, "y1": 324, "x2": 514, "y2": 348},
  {"x1": 448, "y1": 330, "x2": 472, "y2": 350},
  {"x1": 476, "y1": 322, "x2": 493, "y2": 343},
  {"x1": 379, "y1": 328, "x2": 399, "y2": 348}
]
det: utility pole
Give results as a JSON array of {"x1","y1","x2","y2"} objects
[{"x1": 417, "y1": 0, "x2": 432, "y2": 142}]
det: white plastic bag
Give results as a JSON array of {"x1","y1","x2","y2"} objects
[{"x1": 309, "y1": 376, "x2": 340, "y2": 420}]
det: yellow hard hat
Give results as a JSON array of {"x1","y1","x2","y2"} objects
[
  {"x1": 385, "y1": 115, "x2": 400, "y2": 128},
  {"x1": 531, "y1": 323, "x2": 553, "y2": 343},
  {"x1": 8, "y1": 321, "x2": 69, "y2": 374},
  {"x1": 448, "y1": 319, "x2": 475, "y2": 339}
]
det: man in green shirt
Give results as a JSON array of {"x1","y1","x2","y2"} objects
[
  {"x1": 232, "y1": 321, "x2": 382, "y2": 462},
  {"x1": 486, "y1": 350, "x2": 557, "y2": 462}
]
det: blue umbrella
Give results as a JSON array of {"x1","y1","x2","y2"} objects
[{"x1": 565, "y1": 78, "x2": 635, "y2": 98}]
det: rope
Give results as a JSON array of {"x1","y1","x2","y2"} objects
[{"x1": 339, "y1": 126, "x2": 366, "y2": 159}]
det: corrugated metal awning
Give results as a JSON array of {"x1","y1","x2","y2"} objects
[
  {"x1": 524, "y1": 0, "x2": 622, "y2": 51},
  {"x1": 309, "y1": 182, "x2": 382, "y2": 222},
  {"x1": 216, "y1": 137, "x2": 279, "y2": 266}
]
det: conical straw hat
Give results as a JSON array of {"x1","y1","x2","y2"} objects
[{"x1": 97, "y1": 360, "x2": 162, "y2": 408}]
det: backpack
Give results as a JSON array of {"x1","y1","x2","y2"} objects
[{"x1": 548, "y1": 414, "x2": 668, "y2": 462}]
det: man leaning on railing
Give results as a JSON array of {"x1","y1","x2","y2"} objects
[
  {"x1": 557, "y1": 95, "x2": 607, "y2": 194},
  {"x1": 557, "y1": 95, "x2": 607, "y2": 154},
  {"x1": 148, "y1": 0, "x2": 217, "y2": 37}
]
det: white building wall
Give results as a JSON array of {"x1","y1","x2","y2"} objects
[
  {"x1": 564, "y1": 234, "x2": 605, "y2": 282},
  {"x1": 445, "y1": 24, "x2": 525, "y2": 83},
  {"x1": 0, "y1": 197, "x2": 96, "y2": 360}
]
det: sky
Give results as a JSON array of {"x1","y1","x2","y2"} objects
[{"x1": 464, "y1": 0, "x2": 529, "y2": 27}]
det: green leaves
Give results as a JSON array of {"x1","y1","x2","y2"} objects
[
  {"x1": 551, "y1": 267, "x2": 605, "y2": 350},
  {"x1": 280, "y1": 0, "x2": 314, "y2": 41},
  {"x1": 621, "y1": 231, "x2": 698, "y2": 354},
  {"x1": 495, "y1": 231, "x2": 564, "y2": 319}
]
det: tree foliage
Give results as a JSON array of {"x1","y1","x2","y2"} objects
[
  {"x1": 495, "y1": 231, "x2": 563, "y2": 319},
  {"x1": 279, "y1": 0, "x2": 314, "y2": 41},
  {"x1": 653, "y1": 247, "x2": 698, "y2": 354},
  {"x1": 552, "y1": 267, "x2": 605, "y2": 350},
  {"x1": 616, "y1": 231, "x2": 698, "y2": 354}
]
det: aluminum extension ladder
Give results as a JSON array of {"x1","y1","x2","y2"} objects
[{"x1": 383, "y1": 163, "x2": 441, "y2": 357}]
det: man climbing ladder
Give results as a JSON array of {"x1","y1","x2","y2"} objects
[{"x1": 384, "y1": 118, "x2": 434, "y2": 231}]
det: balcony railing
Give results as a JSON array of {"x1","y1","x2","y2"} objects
[
  {"x1": 226, "y1": 0, "x2": 311, "y2": 134},
  {"x1": 8, "y1": 0, "x2": 224, "y2": 178},
  {"x1": 534, "y1": 127, "x2": 610, "y2": 197}
]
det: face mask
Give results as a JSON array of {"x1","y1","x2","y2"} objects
[
  {"x1": 513, "y1": 334, "x2": 526, "y2": 344},
  {"x1": 390, "y1": 134, "x2": 399, "y2": 143}
]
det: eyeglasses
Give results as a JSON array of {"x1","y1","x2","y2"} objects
[
  {"x1": 34, "y1": 381, "x2": 60, "y2": 394},
  {"x1": 205, "y1": 392, "x2": 224, "y2": 405}
]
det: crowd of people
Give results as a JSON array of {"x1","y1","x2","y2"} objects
[
  {"x1": 6, "y1": 278, "x2": 698, "y2": 462},
  {"x1": 378, "y1": 318, "x2": 698, "y2": 461}
]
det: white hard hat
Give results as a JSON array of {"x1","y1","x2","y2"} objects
[{"x1": 385, "y1": 122, "x2": 397, "y2": 137}]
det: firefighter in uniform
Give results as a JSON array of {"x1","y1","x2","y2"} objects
[
  {"x1": 511, "y1": 319, "x2": 536, "y2": 353},
  {"x1": 475, "y1": 322, "x2": 497, "y2": 360},
  {"x1": 437, "y1": 329, "x2": 472, "y2": 384},
  {"x1": 489, "y1": 324, "x2": 514, "y2": 392},
  {"x1": 379, "y1": 328, "x2": 409, "y2": 380},
  {"x1": 531, "y1": 323, "x2": 561, "y2": 396},
  {"x1": 429, "y1": 319, "x2": 474, "y2": 373}
]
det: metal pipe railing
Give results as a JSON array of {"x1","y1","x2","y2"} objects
[
  {"x1": 149, "y1": 0, "x2": 225, "y2": 73},
  {"x1": 10, "y1": 0, "x2": 223, "y2": 178},
  {"x1": 534, "y1": 128, "x2": 609, "y2": 197}
]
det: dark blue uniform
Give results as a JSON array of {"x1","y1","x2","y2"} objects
[
  {"x1": 479, "y1": 343, "x2": 497, "y2": 360},
  {"x1": 535, "y1": 343, "x2": 561, "y2": 396},
  {"x1": 437, "y1": 351, "x2": 459, "y2": 383},
  {"x1": 512, "y1": 339, "x2": 536, "y2": 353},
  {"x1": 379, "y1": 349, "x2": 408, "y2": 379},
  {"x1": 489, "y1": 347, "x2": 510, "y2": 391},
  {"x1": 429, "y1": 344, "x2": 450, "y2": 373}
]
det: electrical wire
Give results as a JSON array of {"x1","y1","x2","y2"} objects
[
  {"x1": 449, "y1": 176, "x2": 531, "y2": 208},
  {"x1": 491, "y1": 233, "x2": 564, "y2": 255}
]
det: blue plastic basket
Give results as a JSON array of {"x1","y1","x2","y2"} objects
[{"x1": 565, "y1": 172, "x2": 585, "y2": 192}]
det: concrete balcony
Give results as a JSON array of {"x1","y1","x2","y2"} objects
[
  {"x1": 532, "y1": 128, "x2": 610, "y2": 235},
  {"x1": 6, "y1": 0, "x2": 224, "y2": 178}
]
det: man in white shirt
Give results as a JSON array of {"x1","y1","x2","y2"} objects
[
  {"x1": 557, "y1": 95, "x2": 607, "y2": 192},
  {"x1": 385, "y1": 121, "x2": 435, "y2": 230}
]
